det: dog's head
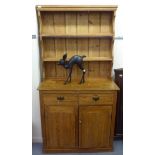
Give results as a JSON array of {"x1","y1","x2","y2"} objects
[{"x1": 57, "y1": 53, "x2": 67, "y2": 66}]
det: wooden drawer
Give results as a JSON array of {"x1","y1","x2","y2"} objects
[
  {"x1": 43, "y1": 93, "x2": 78, "y2": 105},
  {"x1": 79, "y1": 93, "x2": 114, "y2": 105}
]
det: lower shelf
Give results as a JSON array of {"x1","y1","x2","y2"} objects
[{"x1": 43, "y1": 57, "x2": 113, "y2": 62}]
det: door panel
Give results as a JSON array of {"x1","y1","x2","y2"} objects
[
  {"x1": 45, "y1": 106, "x2": 76, "y2": 148},
  {"x1": 79, "y1": 106, "x2": 112, "y2": 148}
]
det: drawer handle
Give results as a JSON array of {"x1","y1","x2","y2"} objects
[
  {"x1": 57, "y1": 96, "x2": 64, "y2": 101},
  {"x1": 92, "y1": 96, "x2": 99, "y2": 101}
]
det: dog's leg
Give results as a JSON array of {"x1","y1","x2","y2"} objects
[
  {"x1": 78, "y1": 63, "x2": 86, "y2": 84},
  {"x1": 69, "y1": 68, "x2": 72, "y2": 82},
  {"x1": 79, "y1": 69, "x2": 86, "y2": 84},
  {"x1": 79, "y1": 74, "x2": 83, "y2": 84},
  {"x1": 64, "y1": 68, "x2": 72, "y2": 84},
  {"x1": 83, "y1": 70, "x2": 86, "y2": 83}
]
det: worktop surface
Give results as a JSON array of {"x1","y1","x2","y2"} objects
[{"x1": 38, "y1": 79, "x2": 119, "y2": 91}]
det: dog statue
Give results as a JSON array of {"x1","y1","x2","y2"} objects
[{"x1": 58, "y1": 53, "x2": 86, "y2": 84}]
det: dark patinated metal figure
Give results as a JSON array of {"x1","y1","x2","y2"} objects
[{"x1": 58, "y1": 53, "x2": 86, "y2": 84}]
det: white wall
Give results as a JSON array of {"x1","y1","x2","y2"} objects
[{"x1": 32, "y1": 0, "x2": 123, "y2": 142}]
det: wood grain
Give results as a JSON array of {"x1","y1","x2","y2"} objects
[
  {"x1": 43, "y1": 94, "x2": 77, "y2": 105},
  {"x1": 66, "y1": 38, "x2": 77, "y2": 58},
  {"x1": 77, "y1": 12, "x2": 88, "y2": 34},
  {"x1": 43, "y1": 38, "x2": 56, "y2": 58},
  {"x1": 53, "y1": 12, "x2": 65, "y2": 34},
  {"x1": 77, "y1": 38, "x2": 88, "y2": 57},
  {"x1": 79, "y1": 93, "x2": 114, "y2": 105},
  {"x1": 100, "y1": 61, "x2": 112, "y2": 78},
  {"x1": 89, "y1": 39, "x2": 100, "y2": 57},
  {"x1": 41, "y1": 12, "x2": 54, "y2": 34},
  {"x1": 56, "y1": 62, "x2": 67, "y2": 78},
  {"x1": 36, "y1": 5, "x2": 118, "y2": 11},
  {"x1": 100, "y1": 38, "x2": 112, "y2": 58},
  {"x1": 101, "y1": 12, "x2": 113, "y2": 33},
  {"x1": 44, "y1": 62, "x2": 56, "y2": 78},
  {"x1": 38, "y1": 79, "x2": 119, "y2": 91},
  {"x1": 55, "y1": 38, "x2": 66, "y2": 58},
  {"x1": 66, "y1": 12, "x2": 77, "y2": 34},
  {"x1": 79, "y1": 106, "x2": 112, "y2": 148},
  {"x1": 88, "y1": 12, "x2": 100, "y2": 33},
  {"x1": 41, "y1": 33, "x2": 113, "y2": 37},
  {"x1": 45, "y1": 106, "x2": 77, "y2": 148},
  {"x1": 88, "y1": 62, "x2": 100, "y2": 78},
  {"x1": 43, "y1": 57, "x2": 112, "y2": 62}
]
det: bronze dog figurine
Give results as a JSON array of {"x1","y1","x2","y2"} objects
[{"x1": 58, "y1": 53, "x2": 86, "y2": 84}]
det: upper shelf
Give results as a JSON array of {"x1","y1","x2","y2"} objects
[
  {"x1": 38, "y1": 11, "x2": 114, "y2": 36},
  {"x1": 40, "y1": 33, "x2": 114, "y2": 38}
]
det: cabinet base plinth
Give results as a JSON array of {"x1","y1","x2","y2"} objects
[{"x1": 43, "y1": 147, "x2": 113, "y2": 153}]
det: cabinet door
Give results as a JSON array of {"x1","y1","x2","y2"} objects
[
  {"x1": 79, "y1": 106, "x2": 112, "y2": 148},
  {"x1": 45, "y1": 106, "x2": 77, "y2": 148}
]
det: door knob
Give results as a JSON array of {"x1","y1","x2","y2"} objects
[{"x1": 119, "y1": 74, "x2": 123, "y2": 78}]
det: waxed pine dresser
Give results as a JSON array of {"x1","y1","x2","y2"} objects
[{"x1": 36, "y1": 5, "x2": 119, "y2": 153}]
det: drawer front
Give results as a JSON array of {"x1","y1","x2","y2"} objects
[
  {"x1": 43, "y1": 94, "x2": 78, "y2": 105},
  {"x1": 79, "y1": 93, "x2": 114, "y2": 105}
]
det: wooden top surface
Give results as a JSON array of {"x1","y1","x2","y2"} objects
[
  {"x1": 38, "y1": 79, "x2": 119, "y2": 91},
  {"x1": 36, "y1": 5, "x2": 117, "y2": 11}
]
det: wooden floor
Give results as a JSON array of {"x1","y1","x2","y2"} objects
[{"x1": 32, "y1": 140, "x2": 123, "y2": 155}]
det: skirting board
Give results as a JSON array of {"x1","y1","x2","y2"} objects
[{"x1": 32, "y1": 137, "x2": 42, "y2": 143}]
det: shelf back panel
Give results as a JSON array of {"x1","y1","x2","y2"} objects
[
  {"x1": 44, "y1": 61, "x2": 112, "y2": 80},
  {"x1": 42, "y1": 38, "x2": 112, "y2": 60},
  {"x1": 40, "y1": 11, "x2": 114, "y2": 35}
]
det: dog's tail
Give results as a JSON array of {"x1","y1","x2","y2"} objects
[{"x1": 81, "y1": 55, "x2": 86, "y2": 59}]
